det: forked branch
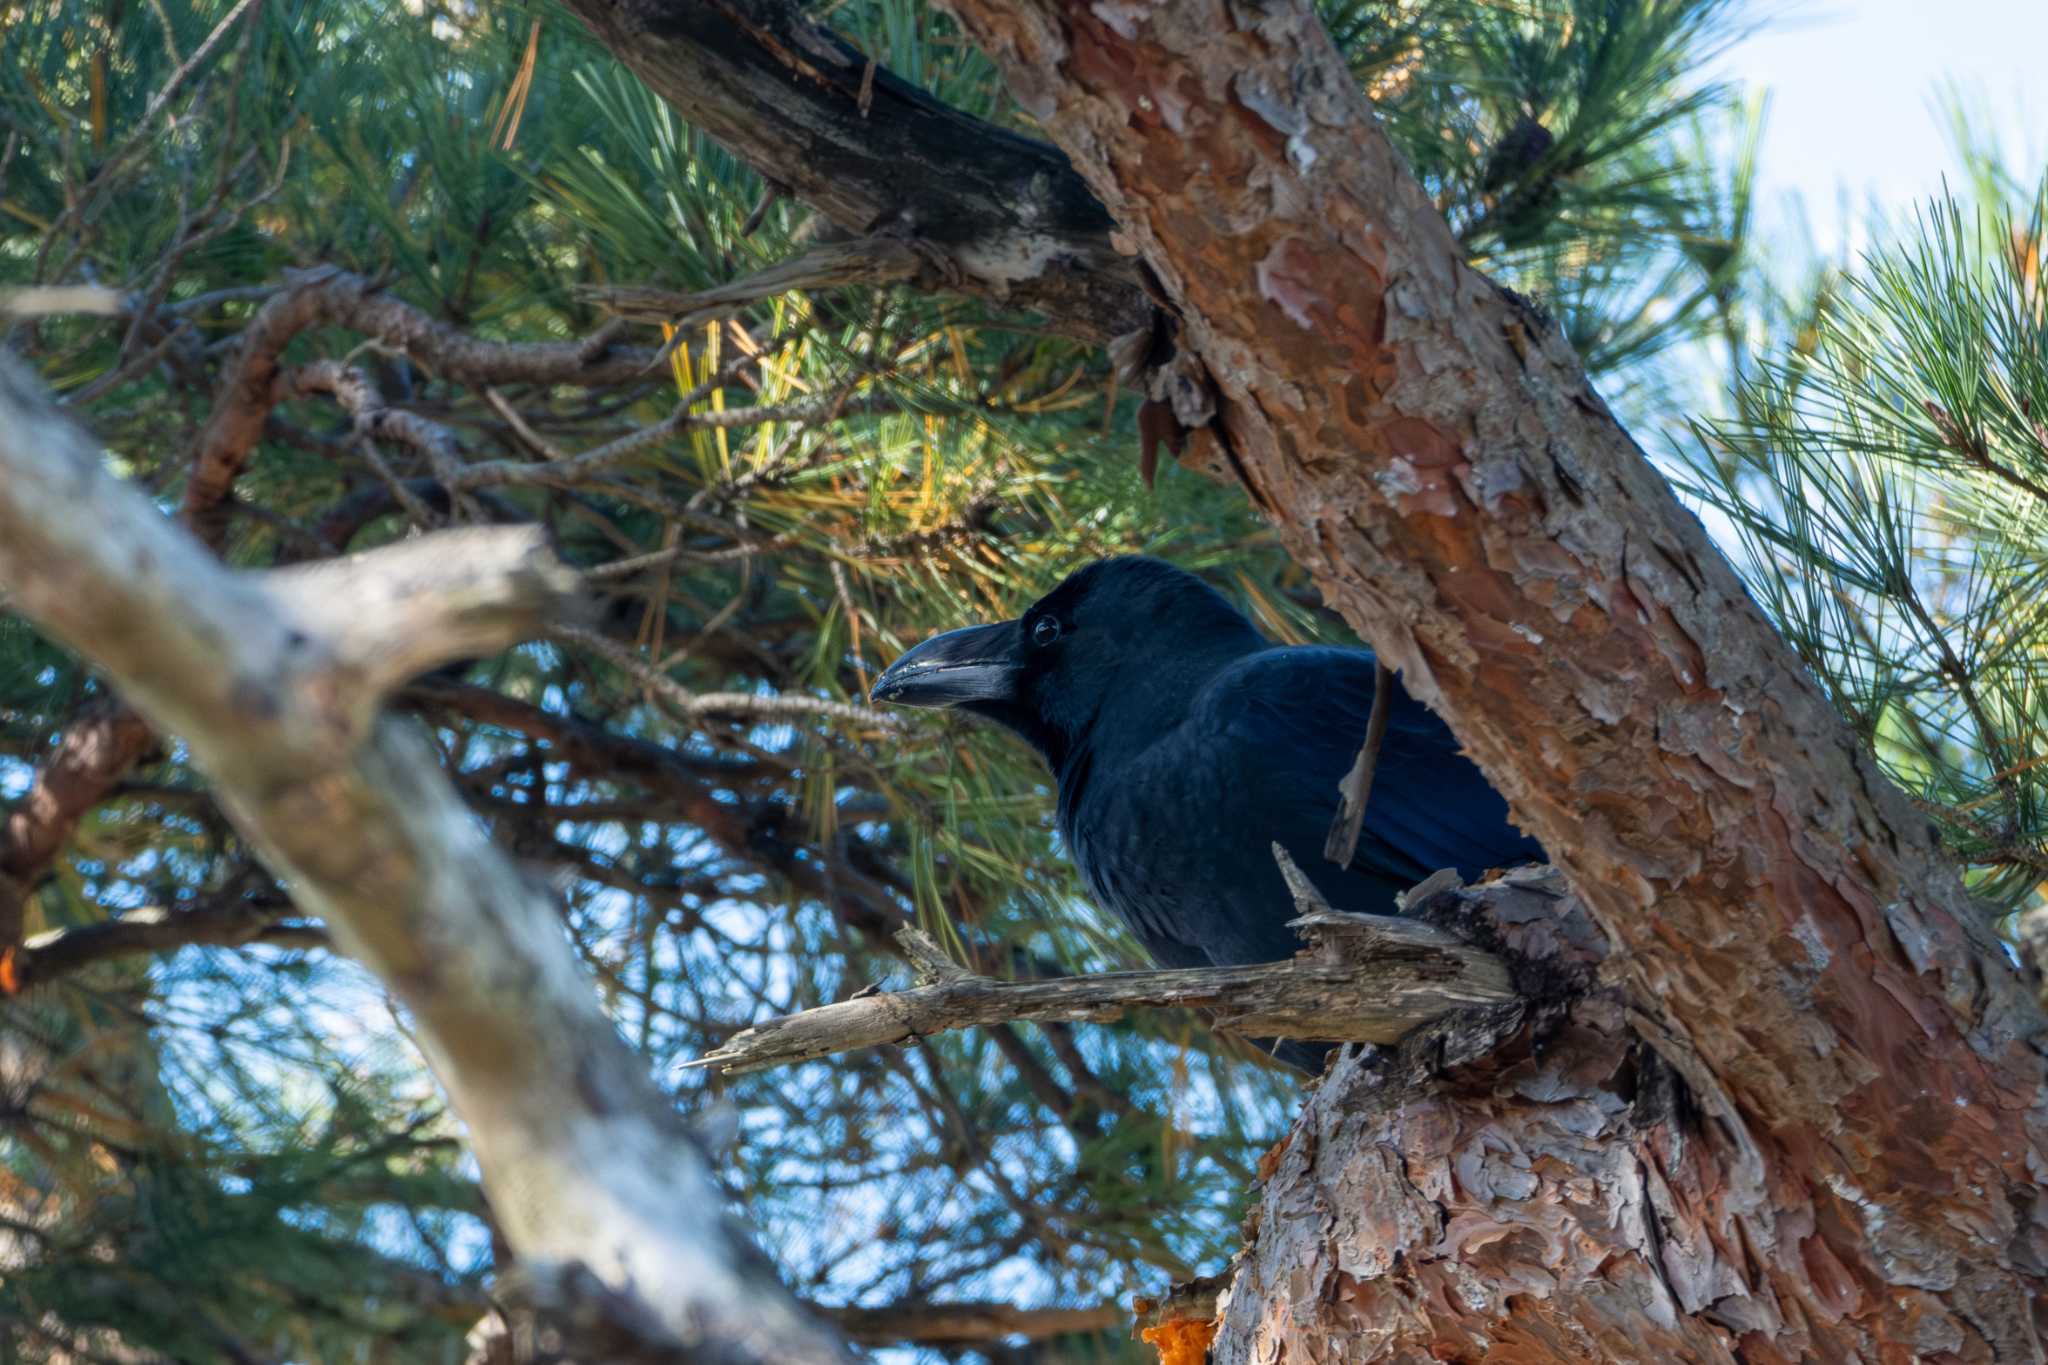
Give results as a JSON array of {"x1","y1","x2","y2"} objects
[{"x1": 0, "y1": 351, "x2": 850, "y2": 1362}]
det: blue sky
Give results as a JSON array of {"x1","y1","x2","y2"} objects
[{"x1": 1721, "y1": 0, "x2": 2046, "y2": 256}]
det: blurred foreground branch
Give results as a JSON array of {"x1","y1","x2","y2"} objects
[{"x1": 0, "y1": 353, "x2": 851, "y2": 1362}]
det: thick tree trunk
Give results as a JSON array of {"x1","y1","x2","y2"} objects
[
  {"x1": 569, "y1": 2, "x2": 2048, "y2": 1358},
  {"x1": 928, "y1": 3, "x2": 2048, "y2": 1358}
]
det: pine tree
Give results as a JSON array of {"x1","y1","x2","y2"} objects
[
  {"x1": 16, "y1": 0, "x2": 2033, "y2": 1360},
  {"x1": 1686, "y1": 170, "x2": 2048, "y2": 920}
]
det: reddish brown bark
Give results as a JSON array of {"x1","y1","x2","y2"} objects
[
  {"x1": 0, "y1": 705, "x2": 154, "y2": 956},
  {"x1": 180, "y1": 267, "x2": 658, "y2": 549},
  {"x1": 917, "y1": 2, "x2": 2048, "y2": 1359}
]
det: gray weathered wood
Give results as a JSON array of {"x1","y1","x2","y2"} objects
[
  {"x1": 0, "y1": 353, "x2": 851, "y2": 1364},
  {"x1": 688, "y1": 848, "x2": 1521, "y2": 1077}
]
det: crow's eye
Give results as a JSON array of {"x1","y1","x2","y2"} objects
[{"x1": 1031, "y1": 617, "x2": 1063, "y2": 648}]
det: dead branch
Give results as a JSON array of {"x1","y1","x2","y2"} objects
[
  {"x1": 263, "y1": 526, "x2": 582, "y2": 717},
  {"x1": 5, "y1": 896, "x2": 326, "y2": 994},
  {"x1": 551, "y1": 624, "x2": 897, "y2": 729},
  {"x1": 556, "y1": 0, "x2": 1147, "y2": 344},
  {"x1": 0, "y1": 351, "x2": 850, "y2": 1363},
  {"x1": 583, "y1": 235, "x2": 927, "y2": 327},
  {"x1": 0, "y1": 524, "x2": 567, "y2": 951},
  {"x1": 687, "y1": 847, "x2": 1520, "y2": 1077},
  {"x1": 452, "y1": 388, "x2": 900, "y2": 495}
]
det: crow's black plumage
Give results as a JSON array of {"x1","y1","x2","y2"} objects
[{"x1": 870, "y1": 557, "x2": 1544, "y2": 1072}]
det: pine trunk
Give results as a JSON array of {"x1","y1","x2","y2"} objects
[
  {"x1": 562, "y1": 1, "x2": 2048, "y2": 1356},
  {"x1": 923, "y1": 2, "x2": 2048, "y2": 1358}
]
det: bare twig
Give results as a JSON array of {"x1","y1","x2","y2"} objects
[
  {"x1": 1322, "y1": 660, "x2": 1392, "y2": 867},
  {"x1": 455, "y1": 388, "x2": 894, "y2": 494},
  {"x1": 182, "y1": 266, "x2": 665, "y2": 547},
  {"x1": 4, "y1": 897, "x2": 325, "y2": 995},
  {"x1": 828, "y1": 1299, "x2": 1122, "y2": 1346},
  {"x1": 552, "y1": 624, "x2": 896, "y2": 729},
  {"x1": 283, "y1": 356, "x2": 484, "y2": 520},
  {"x1": 1925, "y1": 399, "x2": 2048, "y2": 505},
  {"x1": 740, "y1": 183, "x2": 783, "y2": 237},
  {"x1": 581, "y1": 235, "x2": 925, "y2": 327},
  {"x1": 42, "y1": 0, "x2": 265, "y2": 251},
  {"x1": 0, "y1": 705, "x2": 156, "y2": 951}
]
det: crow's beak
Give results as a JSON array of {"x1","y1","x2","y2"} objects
[{"x1": 870, "y1": 621, "x2": 1022, "y2": 708}]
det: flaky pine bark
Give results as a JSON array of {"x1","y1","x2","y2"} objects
[
  {"x1": 576, "y1": 1, "x2": 2048, "y2": 1358},
  {"x1": 932, "y1": 3, "x2": 2048, "y2": 1359}
]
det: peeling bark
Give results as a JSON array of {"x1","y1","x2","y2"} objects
[
  {"x1": 561, "y1": 0, "x2": 2048, "y2": 1350},
  {"x1": 896, "y1": 2, "x2": 2048, "y2": 1358}
]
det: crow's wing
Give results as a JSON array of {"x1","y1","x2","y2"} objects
[
  {"x1": 1064, "y1": 643, "x2": 1544, "y2": 981},
  {"x1": 1196, "y1": 644, "x2": 1544, "y2": 916}
]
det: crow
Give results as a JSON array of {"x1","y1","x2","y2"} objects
[{"x1": 869, "y1": 557, "x2": 1544, "y2": 1071}]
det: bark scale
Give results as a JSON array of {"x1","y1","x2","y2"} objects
[{"x1": 554, "y1": 0, "x2": 2048, "y2": 1349}]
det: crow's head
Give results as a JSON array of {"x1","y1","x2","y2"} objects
[{"x1": 871, "y1": 557, "x2": 1268, "y2": 768}]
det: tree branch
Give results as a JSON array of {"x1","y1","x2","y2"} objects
[
  {"x1": 4, "y1": 895, "x2": 326, "y2": 994},
  {"x1": 550, "y1": 624, "x2": 897, "y2": 729},
  {"x1": 181, "y1": 265, "x2": 661, "y2": 548},
  {"x1": 688, "y1": 848, "x2": 1520, "y2": 1076},
  {"x1": 0, "y1": 704, "x2": 155, "y2": 951},
  {"x1": 263, "y1": 526, "x2": 582, "y2": 714},
  {"x1": 826, "y1": 1299, "x2": 1122, "y2": 1346},
  {"x1": 0, "y1": 524, "x2": 568, "y2": 955},
  {"x1": 555, "y1": 0, "x2": 1148, "y2": 344},
  {"x1": 0, "y1": 262, "x2": 655, "y2": 946},
  {"x1": 402, "y1": 680, "x2": 911, "y2": 938},
  {"x1": 582, "y1": 234, "x2": 927, "y2": 327},
  {"x1": 0, "y1": 352, "x2": 850, "y2": 1362}
]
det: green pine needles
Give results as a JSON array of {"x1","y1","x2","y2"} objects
[
  {"x1": 0, "y1": 0, "x2": 1843, "y2": 1358},
  {"x1": 1687, "y1": 182, "x2": 2048, "y2": 915}
]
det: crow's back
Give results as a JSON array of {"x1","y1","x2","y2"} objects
[{"x1": 1060, "y1": 644, "x2": 1542, "y2": 972}]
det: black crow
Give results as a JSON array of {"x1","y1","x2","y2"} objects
[{"x1": 869, "y1": 557, "x2": 1543, "y2": 1071}]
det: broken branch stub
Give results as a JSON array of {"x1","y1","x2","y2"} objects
[
  {"x1": 688, "y1": 853, "x2": 1530, "y2": 1077},
  {"x1": 262, "y1": 524, "x2": 584, "y2": 722}
]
